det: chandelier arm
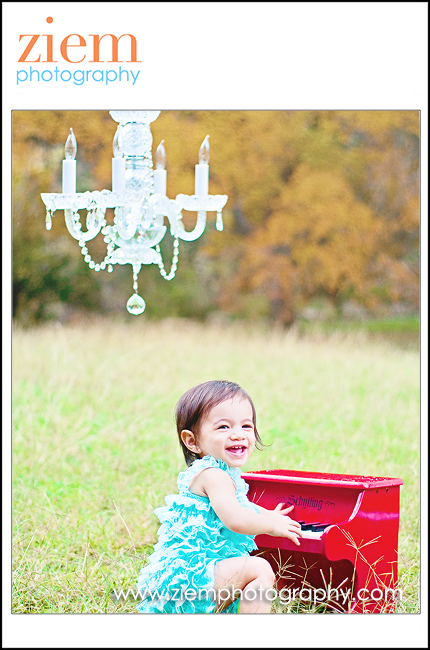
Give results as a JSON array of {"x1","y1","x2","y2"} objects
[
  {"x1": 64, "y1": 209, "x2": 103, "y2": 242},
  {"x1": 163, "y1": 198, "x2": 207, "y2": 242},
  {"x1": 174, "y1": 211, "x2": 207, "y2": 241},
  {"x1": 147, "y1": 194, "x2": 171, "y2": 223},
  {"x1": 148, "y1": 194, "x2": 206, "y2": 242}
]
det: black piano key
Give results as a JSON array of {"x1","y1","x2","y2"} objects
[
  {"x1": 301, "y1": 522, "x2": 320, "y2": 530},
  {"x1": 311, "y1": 523, "x2": 330, "y2": 532},
  {"x1": 297, "y1": 520, "x2": 306, "y2": 525}
]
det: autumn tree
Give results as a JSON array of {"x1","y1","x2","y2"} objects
[{"x1": 201, "y1": 110, "x2": 420, "y2": 323}]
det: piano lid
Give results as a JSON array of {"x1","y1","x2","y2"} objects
[{"x1": 241, "y1": 469, "x2": 403, "y2": 490}]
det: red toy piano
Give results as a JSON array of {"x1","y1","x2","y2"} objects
[{"x1": 242, "y1": 469, "x2": 403, "y2": 613}]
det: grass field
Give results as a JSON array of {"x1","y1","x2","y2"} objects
[{"x1": 11, "y1": 317, "x2": 420, "y2": 613}]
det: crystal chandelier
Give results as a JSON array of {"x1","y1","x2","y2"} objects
[{"x1": 41, "y1": 111, "x2": 228, "y2": 315}]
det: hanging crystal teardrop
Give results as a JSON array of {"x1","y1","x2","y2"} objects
[
  {"x1": 216, "y1": 211, "x2": 223, "y2": 231},
  {"x1": 127, "y1": 263, "x2": 145, "y2": 314},
  {"x1": 45, "y1": 211, "x2": 52, "y2": 230},
  {"x1": 126, "y1": 294, "x2": 146, "y2": 315}
]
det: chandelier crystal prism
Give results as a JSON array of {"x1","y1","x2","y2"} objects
[{"x1": 41, "y1": 111, "x2": 228, "y2": 314}]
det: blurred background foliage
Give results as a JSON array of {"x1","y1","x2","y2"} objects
[{"x1": 12, "y1": 110, "x2": 420, "y2": 327}]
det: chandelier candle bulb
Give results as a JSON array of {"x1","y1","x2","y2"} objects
[
  {"x1": 195, "y1": 135, "x2": 210, "y2": 197},
  {"x1": 154, "y1": 140, "x2": 167, "y2": 196},
  {"x1": 112, "y1": 126, "x2": 126, "y2": 192},
  {"x1": 62, "y1": 128, "x2": 77, "y2": 194}
]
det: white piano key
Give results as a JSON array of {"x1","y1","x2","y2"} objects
[{"x1": 300, "y1": 530, "x2": 324, "y2": 539}]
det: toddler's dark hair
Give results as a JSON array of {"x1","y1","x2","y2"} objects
[{"x1": 175, "y1": 380, "x2": 265, "y2": 466}]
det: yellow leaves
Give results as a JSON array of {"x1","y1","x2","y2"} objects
[
  {"x1": 276, "y1": 164, "x2": 376, "y2": 239},
  {"x1": 401, "y1": 196, "x2": 420, "y2": 232},
  {"x1": 238, "y1": 162, "x2": 385, "y2": 301},
  {"x1": 335, "y1": 110, "x2": 420, "y2": 143}
]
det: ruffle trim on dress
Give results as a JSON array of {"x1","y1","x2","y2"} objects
[
  {"x1": 161, "y1": 493, "x2": 211, "y2": 512},
  {"x1": 137, "y1": 552, "x2": 217, "y2": 613},
  {"x1": 177, "y1": 455, "x2": 226, "y2": 493},
  {"x1": 136, "y1": 455, "x2": 259, "y2": 613},
  {"x1": 177, "y1": 455, "x2": 250, "y2": 493},
  {"x1": 153, "y1": 491, "x2": 257, "y2": 553},
  {"x1": 137, "y1": 550, "x2": 246, "y2": 614},
  {"x1": 137, "y1": 499, "x2": 257, "y2": 613},
  {"x1": 151, "y1": 507, "x2": 258, "y2": 558},
  {"x1": 175, "y1": 457, "x2": 257, "y2": 517}
]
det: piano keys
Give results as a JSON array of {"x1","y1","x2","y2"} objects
[{"x1": 242, "y1": 468, "x2": 403, "y2": 613}]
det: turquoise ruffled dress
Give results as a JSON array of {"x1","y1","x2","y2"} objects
[{"x1": 137, "y1": 455, "x2": 261, "y2": 613}]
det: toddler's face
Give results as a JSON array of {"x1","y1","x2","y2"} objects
[{"x1": 187, "y1": 396, "x2": 256, "y2": 467}]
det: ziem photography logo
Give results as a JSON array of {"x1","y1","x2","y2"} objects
[{"x1": 16, "y1": 16, "x2": 141, "y2": 87}]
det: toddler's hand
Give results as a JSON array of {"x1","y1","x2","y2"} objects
[
  {"x1": 272, "y1": 504, "x2": 302, "y2": 530},
  {"x1": 268, "y1": 503, "x2": 303, "y2": 546}
]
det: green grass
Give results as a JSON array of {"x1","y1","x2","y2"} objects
[
  {"x1": 297, "y1": 316, "x2": 420, "y2": 350},
  {"x1": 12, "y1": 317, "x2": 420, "y2": 613}
]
